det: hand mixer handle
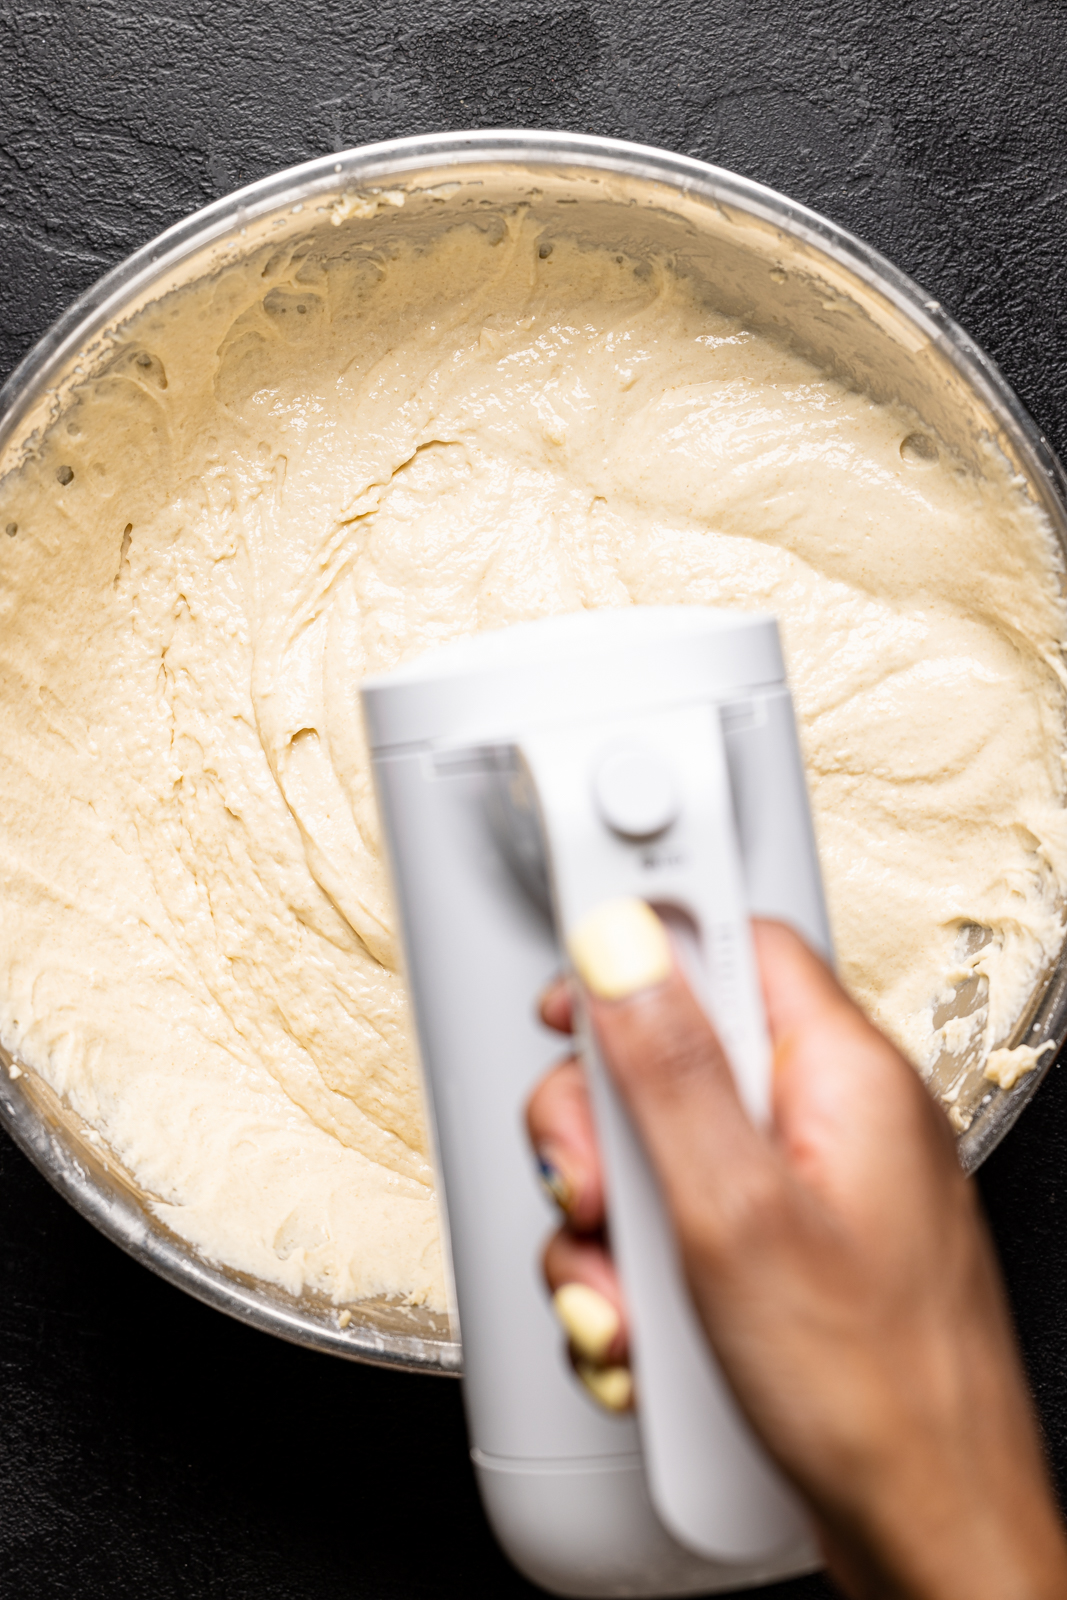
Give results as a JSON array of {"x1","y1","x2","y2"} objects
[{"x1": 519, "y1": 701, "x2": 814, "y2": 1564}]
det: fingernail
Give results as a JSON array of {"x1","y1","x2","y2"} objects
[
  {"x1": 552, "y1": 1282, "x2": 620, "y2": 1362},
  {"x1": 575, "y1": 1359, "x2": 634, "y2": 1412},
  {"x1": 567, "y1": 897, "x2": 671, "y2": 1000},
  {"x1": 536, "y1": 1147, "x2": 575, "y2": 1212}
]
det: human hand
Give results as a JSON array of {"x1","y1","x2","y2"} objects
[{"x1": 526, "y1": 901, "x2": 1067, "y2": 1600}]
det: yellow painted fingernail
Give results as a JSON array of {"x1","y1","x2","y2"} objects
[
  {"x1": 567, "y1": 897, "x2": 671, "y2": 1000},
  {"x1": 576, "y1": 1359, "x2": 634, "y2": 1412},
  {"x1": 552, "y1": 1283, "x2": 620, "y2": 1362}
]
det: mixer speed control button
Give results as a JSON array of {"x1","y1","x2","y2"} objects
[{"x1": 593, "y1": 747, "x2": 680, "y2": 840}]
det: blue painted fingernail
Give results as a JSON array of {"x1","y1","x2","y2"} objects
[{"x1": 537, "y1": 1148, "x2": 574, "y2": 1212}]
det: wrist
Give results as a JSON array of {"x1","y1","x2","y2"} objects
[{"x1": 824, "y1": 1436, "x2": 1067, "y2": 1600}]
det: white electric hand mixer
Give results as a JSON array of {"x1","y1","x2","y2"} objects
[{"x1": 361, "y1": 608, "x2": 831, "y2": 1597}]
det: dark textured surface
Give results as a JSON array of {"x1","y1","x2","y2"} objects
[{"x1": 3, "y1": 3, "x2": 1067, "y2": 1595}]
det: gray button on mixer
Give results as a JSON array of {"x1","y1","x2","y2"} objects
[{"x1": 593, "y1": 746, "x2": 680, "y2": 839}]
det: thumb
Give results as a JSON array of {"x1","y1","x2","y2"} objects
[{"x1": 568, "y1": 897, "x2": 776, "y2": 1244}]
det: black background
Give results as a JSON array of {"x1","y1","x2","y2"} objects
[{"x1": 3, "y1": 3, "x2": 1067, "y2": 1596}]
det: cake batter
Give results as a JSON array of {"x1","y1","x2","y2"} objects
[{"x1": 0, "y1": 209, "x2": 1063, "y2": 1307}]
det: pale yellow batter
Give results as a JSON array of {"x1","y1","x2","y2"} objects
[{"x1": 0, "y1": 211, "x2": 1064, "y2": 1308}]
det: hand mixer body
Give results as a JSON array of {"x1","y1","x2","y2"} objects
[{"x1": 362, "y1": 609, "x2": 830, "y2": 1597}]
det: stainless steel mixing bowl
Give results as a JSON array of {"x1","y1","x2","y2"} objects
[{"x1": 2, "y1": 129, "x2": 1066, "y2": 1376}]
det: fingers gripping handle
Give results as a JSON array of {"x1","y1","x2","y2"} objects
[{"x1": 519, "y1": 704, "x2": 814, "y2": 1565}]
